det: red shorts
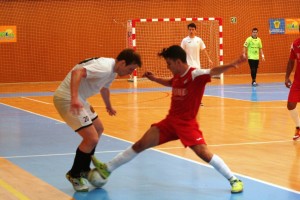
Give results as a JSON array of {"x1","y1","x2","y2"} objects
[
  {"x1": 151, "y1": 117, "x2": 206, "y2": 147},
  {"x1": 288, "y1": 82, "x2": 300, "y2": 102}
]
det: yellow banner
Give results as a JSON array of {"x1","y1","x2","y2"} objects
[
  {"x1": 0, "y1": 26, "x2": 17, "y2": 42},
  {"x1": 285, "y1": 19, "x2": 300, "y2": 34}
]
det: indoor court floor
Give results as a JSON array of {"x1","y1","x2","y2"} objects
[{"x1": 0, "y1": 74, "x2": 300, "y2": 200}]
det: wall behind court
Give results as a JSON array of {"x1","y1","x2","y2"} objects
[{"x1": 0, "y1": 0, "x2": 299, "y2": 83}]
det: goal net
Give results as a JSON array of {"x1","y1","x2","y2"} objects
[{"x1": 127, "y1": 17, "x2": 223, "y2": 81}]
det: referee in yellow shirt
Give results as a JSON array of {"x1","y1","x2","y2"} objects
[{"x1": 243, "y1": 28, "x2": 265, "y2": 87}]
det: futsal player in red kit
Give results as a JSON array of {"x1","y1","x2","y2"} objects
[
  {"x1": 285, "y1": 37, "x2": 300, "y2": 140},
  {"x1": 92, "y1": 45, "x2": 246, "y2": 193}
]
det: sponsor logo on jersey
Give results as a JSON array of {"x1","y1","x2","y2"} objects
[{"x1": 173, "y1": 88, "x2": 187, "y2": 96}]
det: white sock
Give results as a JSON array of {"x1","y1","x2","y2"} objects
[
  {"x1": 289, "y1": 108, "x2": 300, "y2": 127},
  {"x1": 106, "y1": 146, "x2": 138, "y2": 172},
  {"x1": 209, "y1": 154, "x2": 236, "y2": 181}
]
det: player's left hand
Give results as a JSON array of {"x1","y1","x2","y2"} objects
[{"x1": 143, "y1": 71, "x2": 156, "y2": 81}]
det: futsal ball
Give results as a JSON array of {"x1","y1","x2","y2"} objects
[{"x1": 87, "y1": 168, "x2": 108, "y2": 188}]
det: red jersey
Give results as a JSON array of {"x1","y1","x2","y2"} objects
[
  {"x1": 167, "y1": 67, "x2": 211, "y2": 120},
  {"x1": 288, "y1": 38, "x2": 300, "y2": 102},
  {"x1": 290, "y1": 38, "x2": 300, "y2": 84}
]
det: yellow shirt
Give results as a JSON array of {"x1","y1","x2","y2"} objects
[{"x1": 244, "y1": 36, "x2": 262, "y2": 60}]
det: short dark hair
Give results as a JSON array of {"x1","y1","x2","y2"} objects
[
  {"x1": 187, "y1": 23, "x2": 196, "y2": 29},
  {"x1": 116, "y1": 49, "x2": 142, "y2": 67},
  {"x1": 252, "y1": 28, "x2": 258, "y2": 32},
  {"x1": 158, "y1": 45, "x2": 187, "y2": 63}
]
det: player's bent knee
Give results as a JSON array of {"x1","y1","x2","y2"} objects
[
  {"x1": 190, "y1": 145, "x2": 213, "y2": 163},
  {"x1": 132, "y1": 141, "x2": 149, "y2": 153},
  {"x1": 96, "y1": 127, "x2": 104, "y2": 135},
  {"x1": 82, "y1": 136, "x2": 99, "y2": 148}
]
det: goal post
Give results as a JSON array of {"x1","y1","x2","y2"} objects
[{"x1": 127, "y1": 17, "x2": 223, "y2": 82}]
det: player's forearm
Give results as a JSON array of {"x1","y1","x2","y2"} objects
[
  {"x1": 210, "y1": 54, "x2": 246, "y2": 76},
  {"x1": 260, "y1": 49, "x2": 264, "y2": 58},
  {"x1": 242, "y1": 47, "x2": 247, "y2": 55},
  {"x1": 210, "y1": 64, "x2": 236, "y2": 76},
  {"x1": 100, "y1": 87, "x2": 112, "y2": 108},
  {"x1": 285, "y1": 59, "x2": 295, "y2": 79},
  {"x1": 152, "y1": 77, "x2": 172, "y2": 87},
  {"x1": 202, "y1": 49, "x2": 212, "y2": 62}
]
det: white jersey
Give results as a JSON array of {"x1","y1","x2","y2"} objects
[
  {"x1": 54, "y1": 57, "x2": 117, "y2": 102},
  {"x1": 181, "y1": 36, "x2": 206, "y2": 69}
]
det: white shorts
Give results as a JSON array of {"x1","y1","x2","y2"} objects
[{"x1": 53, "y1": 96, "x2": 98, "y2": 132}]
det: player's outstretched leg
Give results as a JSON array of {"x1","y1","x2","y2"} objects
[{"x1": 91, "y1": 155, "x2": 111, "y2": 179}]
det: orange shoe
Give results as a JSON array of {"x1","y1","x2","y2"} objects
[{"x1": 293, "y1": 128, "x2": 300, "y2": 141}]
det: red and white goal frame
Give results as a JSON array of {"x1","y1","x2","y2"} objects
[{"x1": 127, "y1": 17, "x2": 223, "y2": 82}]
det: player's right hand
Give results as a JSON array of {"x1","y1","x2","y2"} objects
[
  {"x1": 232, "y1": 54, "x2": 247, "y2": 68},
  {"x1": 70, "y1": 99, "x2": 83, "y2": 115},
  {"x1": 106, "y1": 106, "x2": 116, "y2": 116},
  {"x1": 285, "y1": 79, "x2": 292, "y2": 88}
]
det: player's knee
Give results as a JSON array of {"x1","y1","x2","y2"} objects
[
  {"x1": 132, "y1": 141, "x2": 148, "y2": 153},
  {"x1": 191, "y1": 145, "x2": 212, "y2": 162},
  {"x1": 287, "y1": 103, "x2": 297, "y2": 110},
  {"x1": 86, "y1": 136, "x2": 100, "y2": 147},
  {"x1": 92, "y1": 138, "x2": 100, "y2": 147},
  {"x1": 96, "y1": 126, "x2": 104, "y2": 135},
  {"x1": 198, "y1": 151, "x2": 212, "y2": 163}
]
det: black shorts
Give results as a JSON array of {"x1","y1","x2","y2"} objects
[{"x1": 248, "y1": 59, "x2": 259, "y2": 68}]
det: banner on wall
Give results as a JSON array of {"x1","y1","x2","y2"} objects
[
  {"x1": 269, "y1": 18, "x2": 300, "y2": 34},
  {"x1": 269, "y1": 18, "x2": 285, "y2": 34},
  {"x1": 0, "y1": 26, "x2": 17, "y2": 42},
  {"x1": 285, "y1": 19, "x2": 300, "y2": 34}
]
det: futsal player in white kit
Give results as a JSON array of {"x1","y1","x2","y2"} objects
[{"x1": 53, "y1": 49, "x2": 142, "y2": 192}]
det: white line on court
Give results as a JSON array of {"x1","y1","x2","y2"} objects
[
  {"x1": 12, "y1": 97, "x2": 288, "y2": 109},
  {"x1": 21, "y1": 96, "x2": 52, "y2": 104}
]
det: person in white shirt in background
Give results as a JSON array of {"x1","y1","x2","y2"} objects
[
  {"x1": 181, "y1": 23, "x2": 213, "y2": 106},
  {"x1": 181, "y1": 22, "x2": 213, "y2": 69}
]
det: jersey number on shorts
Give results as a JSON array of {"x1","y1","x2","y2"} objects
[{"x1": 83, "y1": 116, "x2": 89, "y2": 123}]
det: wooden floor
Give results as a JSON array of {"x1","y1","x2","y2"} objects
[
  {"x1": 0, "y1": 159, "x2": 72, "y2": 200},
  {"x1": 0, "y1": 73, "x2": 299, "y2": 199}
]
